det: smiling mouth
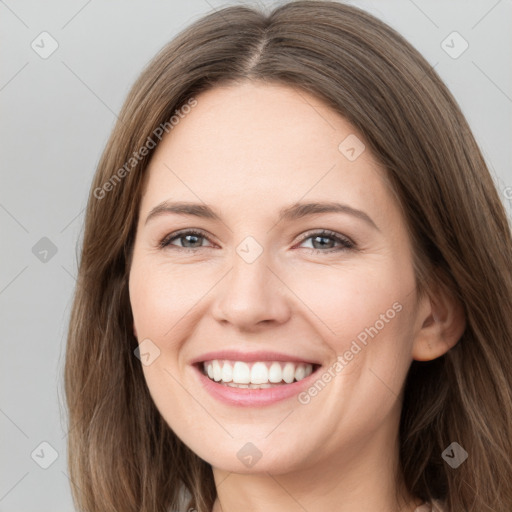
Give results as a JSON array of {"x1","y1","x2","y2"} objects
[{"x1": 197, "y1": 359, "x2": 322, "y2": 388}]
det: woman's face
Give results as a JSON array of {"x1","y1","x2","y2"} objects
[{"x1": 129, "y1": 82, "x2": 427, "y2": 475}]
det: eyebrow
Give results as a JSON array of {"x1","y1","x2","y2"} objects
[{"x1": 144, "y1": 200, "x2": 379, "y2": 231}]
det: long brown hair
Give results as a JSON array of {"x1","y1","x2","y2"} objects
[{"x1": 64, "y1": 1, "x2": 512, "y2": 510}]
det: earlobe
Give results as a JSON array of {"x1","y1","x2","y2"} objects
[{"x1": 412, "y1": 287, "x2": 466, "y2": 362}]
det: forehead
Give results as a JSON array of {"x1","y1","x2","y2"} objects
[{"x1": 141, "y1": 82, "x2": 391, "y2": 217}]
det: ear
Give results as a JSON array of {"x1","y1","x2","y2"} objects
[{"x1": 412, "y1": 284, "x2": 466, "y2": 361}]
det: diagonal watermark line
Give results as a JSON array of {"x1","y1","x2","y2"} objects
[
  {"x1": 368, "y1": 367, "x2": 398, "y2": 398},
  {"x1": 266, "y1": 163, "x2": 337, "y2": 235},
  {"x1": 61, "y1": 0, "x2": 93, "y2": 29},
  {"x1": 0, "y1": 266, "x2": 28, "y2": 295},
  {"x1": 265, "y1": 472, "x2": 311, "y2": 512},
  {"x1": 163, "y1": 367, "x2": 234, "y2": 437},
  {"x1": 0, "y1": 203, "x2": 29, "y2": 233},
  {"x1": 471, "y1": 0, "x2": 502, "y2": 29},
  {"x1": 291, "y1": 84, "x2": 336, "y2": 131},
  {"x1": 162, "y1": 162, "x2": 233, "y2": 234},
  {"x1": 0, "y1": 62, "x2": 29, "y2": 92},
  {"x1": 201, "y1": 0, "x2": 232, "y2": 25},
  {"x1": 163, "y1": 267, "x2": 233, "y2": 337},
  {"x1": 60, "y1": 265, "x2": 77, "y2": 281},
  {"x1": 202, "y1": 0, "x2": 271, "y2": 23},
  {"x1": 459, "y1": 476, "x2": 478, "y2": 496},
  {"x1": 264, "y1": 409, "x2": 294, "y2": 438},
  {"x1": 406, "y1": 0, "x2": 439, "y2": 28},
  {"x1": 61, "y1": 417, "x2": 82, "y2": 440},
  {"x1": 61, "y1": 470, "x2": 83, "y2": 493},
  {"x1": 403, "y1": 62, "x2": 440, "y2": 104},
  {"x1": 61, "y1": 61, "x2": 123, "y2": 122},
  {"x1": 215, "y1": 471, "x2": 232, "y2": 490},
  {"x1": 0, "y1": 472, "x2": 29, "y2": 502},
  {"x1": 0, "y1": 407, "x2": 29, "y2": 438},
  {"x1": 0, "y1": 0, "x2": 29, "y2": 28},
  {"x1": 60, "y1": 207, "x2": 85, "y2": 233},
  {"x1": 265, "y1": 265, "x2": 337, "y2": 336},
  {"x1": 472, "y1": 61, "x2": 512, "y2": 104}
]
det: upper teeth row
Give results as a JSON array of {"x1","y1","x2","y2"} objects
[{"x1": 203, "y1": 360, "x2": 314, "y2": 384}]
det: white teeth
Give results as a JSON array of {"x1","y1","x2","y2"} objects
[
  {"x1": 268, "y1": 362, "x2": 282, "y2": 383},
  {"x1": 212, "y1": 360, "x2": 222, "y2": 382},
  {"x1": 232, "y1": 361, "x2": 251, "y2": 384},
  {"x1": 221, "y1": 362, "x2": 233, "y2": 382},
  {"x1": 282, "y1": 362, "x2": 295, "y2": 383},
  {"x1": 202, "y1": 359, "x2": 316, "y2": 385},
  {"x1": 294, "y1": 365, "x2": 306, "y2": 381},
  {"x1": 250, "y1": 362, "x2": 269, "y2": 384}
]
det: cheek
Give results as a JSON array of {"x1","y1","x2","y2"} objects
[
  {"x1": 129, "y1": 259, "x2": 205, "y2": 431},
  {"x1": 292, "y1": 256, "x2": 417, "y2": 406},
  {"x1": 129, "y1": 256, "x2": 208, "y2": 340},
  {"x1": 290, "y1": 261, "x2": 416, "y2": 437},
  {"x1": 292, "y1": 259, "x2": 411, "y2": 347}
]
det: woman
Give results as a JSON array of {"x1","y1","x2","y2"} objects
[{"x1": 64, "y1": 1, "x2": 512, "y2": 511}]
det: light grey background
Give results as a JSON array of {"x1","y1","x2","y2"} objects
[{"x1": 1, "y1": 0, "x2": 511, "y2": 510}]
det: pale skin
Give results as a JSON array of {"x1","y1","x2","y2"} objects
[{"x1": 128, "y1": 81, "x2": 465, "y2": 512}]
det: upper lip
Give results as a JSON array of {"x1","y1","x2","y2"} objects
[{"x1": 190, "y1": 350, "x2": 322, "y2": 366}]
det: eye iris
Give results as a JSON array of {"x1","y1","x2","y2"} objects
[
  {"x1": 182, "y1": 234, "x2": 202, "y2": 248},
  {"x1": 312, "y1": 235, "x2": 335, "y2": 249}
]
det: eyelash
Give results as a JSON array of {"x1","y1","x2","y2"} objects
[{"x1": 158, "y1": 228, "x2": 356, "y2": 254}]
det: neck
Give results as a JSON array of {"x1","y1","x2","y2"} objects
[{"x1": 210, "y1": 404, "x2": 421, "y2": 512}]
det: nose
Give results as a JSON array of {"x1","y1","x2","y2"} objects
[{"x1": 211, "y1": 250, "x2": 292, "y2": 330}]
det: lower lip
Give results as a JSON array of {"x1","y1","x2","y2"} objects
[{"x1": 192, "y1": 364, "x2": 321, "y2": 407}]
